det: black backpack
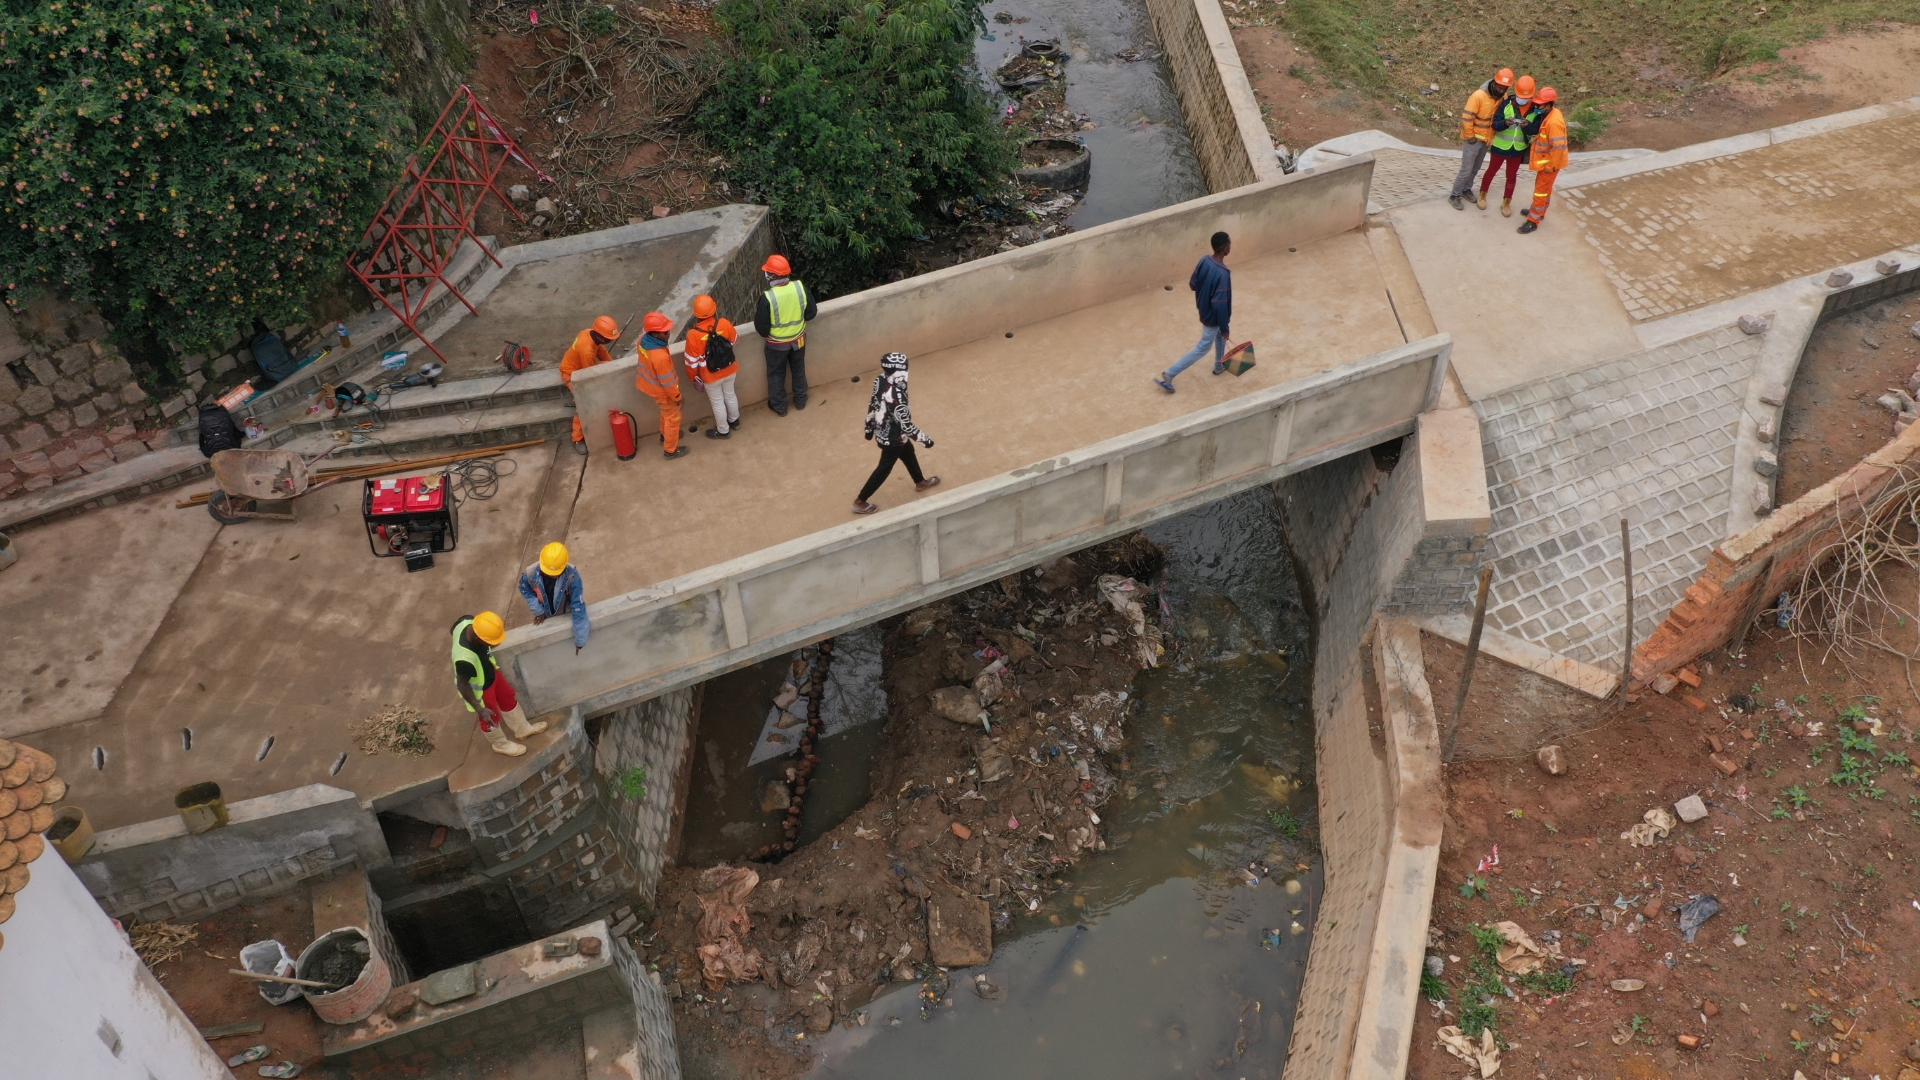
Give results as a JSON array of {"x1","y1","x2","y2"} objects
[
  {"x1": 197, "y1": 401, "x2": 244, "y2": 458},
  {"x1": 703, "y1": 328, "x2": 736, "y2": 374}
]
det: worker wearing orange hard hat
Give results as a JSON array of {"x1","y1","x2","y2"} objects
[
  {"x1": 560, "y1": 315, "x2": 622, "y2": 451},
  {"x1": 1477, "y1": 74, "x2": 1543, "y2": 216},
  {"x1": 636, "y1": 311, "x2": 688, "y2": 458},
  {"x1": 753, "y1": 254, "x2": 817, "y2": 416},
  {"x1": 1518, "y1": 88, "x2": 1570, "y2": 234},
  {"x1": 1449, "y1": 68, "x2": 1513, "y2": 210},
  {"x1": 684, "y1": 294, "x2": 743, "y2": 438},
  {"x1": 452, "y1": 611, "x2": 548, "y2": 757}
]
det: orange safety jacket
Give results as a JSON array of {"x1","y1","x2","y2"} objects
[
  {"x1": 635, "y1": 334, "x2": 680, "y2": 401},
  {"x1": 683, "y1": 317, "x2": 738, "y2": 384},
  {"x1": 558, "y1": 329, "x2": 612, "y2": 390},
  {"x1": 1459, "y1": 84, "x2": 1503, "y2": 143},
  {"x1": 1530, "y1": 107, "x2": 1570, "y2": 172}
]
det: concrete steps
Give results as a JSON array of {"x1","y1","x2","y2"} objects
[
  {"x1": 0, "y1": 445, "x2": 208, "y2": 532},
  {"x1": 274, "y1": 399, "x2": 575, "y2": 460}
]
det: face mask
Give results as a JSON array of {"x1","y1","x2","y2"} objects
[{"x1": 1515, "y1": 97, "x2": 1533, "y2": 106}]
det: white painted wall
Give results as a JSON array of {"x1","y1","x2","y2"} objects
[{"x1": 0, "y1": 852, "x2": 227, "y2": 1080}]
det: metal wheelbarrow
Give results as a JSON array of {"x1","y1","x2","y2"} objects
[{"x1": 205, "y1": 446, "x2": 345, "y2": 524}]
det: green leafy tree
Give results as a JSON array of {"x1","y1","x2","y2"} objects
[
  {"x1": 0, "y1": 0, "x2": 404, "y2": 369},
  {"x1": 698, "y1": 0, "x2": 1013, "y2": 295}
]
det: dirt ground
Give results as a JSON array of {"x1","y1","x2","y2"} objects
[
  {"x1": 1229, "y1": 17, "x2": 1920, "y2": 155},
  {"x1": 646, "y1": 535, "x2": 1167, "y2": 1080},
  {"x1": 1409, "y1": 623, "x2": 1920, "y2": 1080},
  {"x1": 1778, "y1": 291, "x2": 1920, "y2": 506},
  {"x1": 465, "y1": 1, "x2": 727, "y2": 245}
]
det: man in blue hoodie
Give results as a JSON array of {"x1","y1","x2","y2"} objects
[{"x1": 1156, "y1": 232, "x2": 1232, "y2": 393}]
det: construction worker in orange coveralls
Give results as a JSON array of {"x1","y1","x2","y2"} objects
[
  {"x1": 560, "y1": 315, "x2": 621, "y2": 452},
  {"x1": 1517, "y1": 87, "x2": 1569, "y2": 235},
  {"x1": 637, "y1": 311, "x2": 688, "y2": 459}
]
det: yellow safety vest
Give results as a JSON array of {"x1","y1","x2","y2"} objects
[
  {"x1": 450, "y1": 618, "x2": 492, "y2": 710},
  {"x1": 765, "y1": 281, "x2": 808, "y2": 344}
]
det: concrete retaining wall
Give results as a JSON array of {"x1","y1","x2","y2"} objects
[
  {"x1": 593, "y1": 687, "x2": 697, "y2": 912},
  {"x1": 1142, "y1": 0, "x2": 1283, "y2": 192},
  {"x1": 569, "y1": 158, "x2": 1373, "y2": 450},
  {"x1": 75, "y1": 784, "x2": 389, "y2": 923},
  {"x1": 1272, "y1": 416, "x2": 1480, "y2": 1078},
  {"x1": 507, "y1": 329, "x2": 1450, "y2": 719}
]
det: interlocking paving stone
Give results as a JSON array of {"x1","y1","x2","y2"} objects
[
  {"x1": 1366, "y1": 147, "x2": 1614, "y2": 210},
  {"x1": 1565, "y1": 111, "x2": 1920, "y2": 319},
  {"x1": 1474, "y1": 325, "x2": 1762, "y2": 667}
]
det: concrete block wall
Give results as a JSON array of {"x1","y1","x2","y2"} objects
[
  {"x1": 608, "y1": 919, "x2": 683, "y2": 1080},
  {"x1": 74, "y1": 785, "x2": 389, "y2": 923},
  {"x1": 454, "y1": 712, "x2": 596, "y2": 867},
  {"x1": 1635, "y1": 415, "x2": 1920, "y2": 679},
  {"x1": 502, "y1": 820, "x2": 637, "y2": 937},
  {"x1": 592, "y1": 688, "x2": 696, "y2": 911},
  {"x1": 1384, "y1": 408, "x2": 1494, "y2": 616},
  {"x1": 1142, "y1": 0, "x2": 1283, "y2": 193}
]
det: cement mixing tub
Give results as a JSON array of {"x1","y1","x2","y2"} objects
[{"x1": 297, "y1": 927, "x2": 392, "y2": 1025}]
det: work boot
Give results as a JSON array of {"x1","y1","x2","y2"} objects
[
  {"x1": 1476, "y1": 192, "x2": 1487, "y2": 210},
  {"x1": 1518, "y1": 221, "x2": 1539, "y2": 234},
  {"x1": 502, "y1": 705, "x2": 548, "y2": 740},
  {"x1": 664, "y1": 446, "x2": 689, "y2": 459},
  {"x1": 571, "y1": 439, "x2": 588, "y2": 456},
  {"x1": 915, "y1": 476, "x2": 942, "y2": 492},
  {"x1": 483, "y1": 725, "x2": 527, "y2": 757},
  {"x1": 1500, "y1": 199, "x2": 1512, "y2": 217},
  {"x1": 1448, "y1": 194, "x2": 1464, "y2": 210},
  {"x1": 705, "y1": 427, "x2": 730, "y2": 439}
]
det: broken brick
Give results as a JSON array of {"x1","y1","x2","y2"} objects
[
  {"x1": 1682, "y1": 695, "x2": 1709, "y2": 711},
  {"x1": 1710, "y1": 754, "x2": 1741, "y2": 777},
  {"x1": 1676, "y1": 667, "x2": 1702, "y2": 687},
  {"x1": 1677, "y1": 1034, "x2": 1701, "y2": 1049},
  {"x1": 950, "y1": 822, "x2": 973, "y2": 840},
  {"x1": 1707, "y1": 734, "x2": 1724, "y2": 753}
]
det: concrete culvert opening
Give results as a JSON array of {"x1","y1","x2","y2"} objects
[{"x1": 373, "y1": 812, "x2": 534, "y2": 977}]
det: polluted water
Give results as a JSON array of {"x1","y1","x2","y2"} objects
[
  {"x1": 806, "y1": 489, "x2": 1318, "y2": 1076},
  {"x1": 974, "y1": 0, "x2": 1206, "y2": 228}
]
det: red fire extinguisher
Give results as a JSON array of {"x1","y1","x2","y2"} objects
[{"x1": 608, "y1": 409, "x2": 639, "y2": 461}]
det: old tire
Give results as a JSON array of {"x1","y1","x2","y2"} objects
[
  {"x1": 1012, "y1": 138, "x2": 1091, "y2": 191},
  {"x1": 207, "y1": 491, "x2": 248, "y2": 524}
]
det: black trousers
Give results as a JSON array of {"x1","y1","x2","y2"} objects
[
  {"x1": 857, "y1": 443, "x2": 924, "y2": 503},
  {"x1": 765, "y1": 342, "x2": 808, "y2": 412}
]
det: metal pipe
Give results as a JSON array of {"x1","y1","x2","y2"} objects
[{"x1": 1618, "y1": 518, "x2": 1634, "y2": 696}]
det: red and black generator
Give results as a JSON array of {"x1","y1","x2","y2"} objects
[{"x1": 363, "y1": 473, "x2": 458, "y2": 571}]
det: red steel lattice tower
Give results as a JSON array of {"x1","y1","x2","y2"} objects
[{"x1": 348, "y1": 86, "x2": 551, "y2": 362}]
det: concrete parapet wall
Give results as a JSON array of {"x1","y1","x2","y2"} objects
[
  {"x1": 75, "y1": 784, "x2": 388, "y2": 923},
  {"x1": 1142, "y1": 0, "x2": 1283, "y2": 192},
  {"x1": 569, "y1": 159, "x2": 1372, "y2": 450},
  {"x1": 506, "y1": 331, "x2": 1450, "y2": 718}
]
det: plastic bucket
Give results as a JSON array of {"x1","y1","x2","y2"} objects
[
  {"x1": 297, "y1": 927, "x2": 392, "y2": 1025},
  {"x1": 174, "y1": 782, "x2": 228, "y2": 834},
  {"x1": 47, "y1": 806, "x2": 95, "y2": 863}
]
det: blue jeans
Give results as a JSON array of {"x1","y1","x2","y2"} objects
[{"x1": 1164, "y1": 324, "x2": 1225, "y2": 380}]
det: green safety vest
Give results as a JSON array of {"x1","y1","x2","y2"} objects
[
  {"x1": 450, "y1": 618, "x2": 493, "y2": 710},
  {"x1": 765, "y1": 280, "x2": 809, "y2": 343},
  {"x1": 1491, "y1": 100, "x2": 1532, "y2": 154}
]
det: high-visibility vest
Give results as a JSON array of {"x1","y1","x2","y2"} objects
[
  {"x1": 637, "y1": 339, "x2": 678, "y2": 397},
  {"x1": 1530, "y1": 107, "x2": 1570, "y2": 172},
  {"x1": 764, "y1": 280, "x2": 808, "y2": 344},
  {"x1": 1491, "y1": 100, "x2": 1532, "y2": 154},
  {"x1": 450, "y1": 618, "x2": 492, "y2": 710}
]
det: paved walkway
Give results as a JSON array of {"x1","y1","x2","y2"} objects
[{"x1": 1565, "y1": 110, "x2": 1920, "y2": 320}]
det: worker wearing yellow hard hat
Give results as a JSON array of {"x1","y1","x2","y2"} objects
[
  {"x1": 517, "y1": 541, "x2": 591, "y2": 654},
  {"x1": 452, "y1": 611, "x2": 548, "y2": 757}
]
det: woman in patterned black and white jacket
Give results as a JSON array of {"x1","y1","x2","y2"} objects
[{"x1": 852, "y1": 351, "x2": 940, "y2": 514}]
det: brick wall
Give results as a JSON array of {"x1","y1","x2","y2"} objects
[
  {"x1": 608, "y1": 919, "x2": 682, "y2": 1080},
  {"x1": 1271, "y1": 439, "x2": 1427, "y2": 1078},
  {"x1": 591, "y1": 688, "x2": 696, "y2": 913},
  {"x1": 1388, "y1": 531, "x2": 1491, "y2": 616},
  {"x1": 1635, "y1": 417, "x2": 1920, "y2": 679},
  {"x1": 501, "y1": 820, "x2": 636, "y2": 937},
  {"x1": 93, "y1": 841, "x2": 359, "y2": 924}
]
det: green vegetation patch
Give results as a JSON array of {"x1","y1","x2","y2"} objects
[{"x1": 0, "y1": 0, "x2": 406, "y2": 371}]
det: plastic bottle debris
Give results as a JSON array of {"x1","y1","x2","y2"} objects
[{"x1": 1775, "y1": 593, "x2": 1793, "y2": 628}]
